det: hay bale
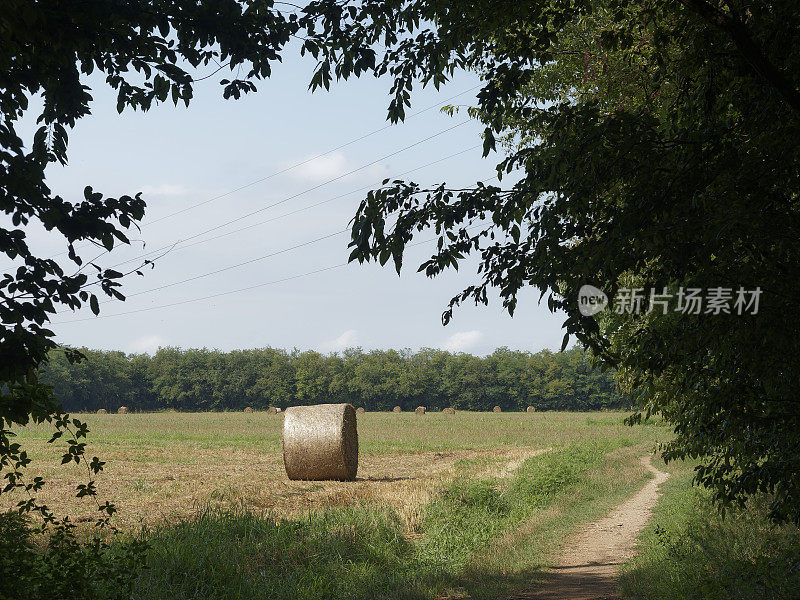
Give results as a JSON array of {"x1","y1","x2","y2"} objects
[
  {"x1": 243, "y1": 407, "x2": 253, "y2": 413},
  {"x1": 356, "y1": 407, "x2": 365, "y2": 414},
  {"x1": 283, "y1": 403, "x2": 358, "y2": 481},
  {"x1": 526, "y1": 406, "x2": 536, "y2": 413},
  {"x1": 267, "y1": 406, "x2": 278, "y2": 414},
  {"x1": 443, "y1": 407, "x2": 455, "y2": 414},
  {"x1": 117, "y1": 406, "x2": 129, "y2": 414},
  {"x1": 393, "y1": 406, "x2": 402, "y2": 413},
  {"x1": 492, "y1": 406, "x2": 501, "y2": 413},
  {"x1": 415, "y1": 406, "x2": 426, "y2": 415},
  {"x1": 97, "y1": 409, "x2": 107, "y2": 414},
  {"x1": 276, "y1": 407, "x2": 282, "y2": 413}
]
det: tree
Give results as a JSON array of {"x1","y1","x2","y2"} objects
[
  {"x1": 338, "y1": 1, "x2": 800, "y2": 523},
  {"x1": 0, "y1": 2, "x2": 377, "y2": 579},
  {"x1": 0, "y1": 0, "x2": 586, "y2": 520},
  {"x1": 37, "y1": 344, "x2": 621, "y2": 413}
]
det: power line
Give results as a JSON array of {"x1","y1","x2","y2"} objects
[
  {"x1": 29, "y1": 144, "x2": 484, "y2": 304},
  {"x1": 51, "y1": 224, "x2": 487, "y2": 325},
  {"x1": 106, "y1": 147, "x2": 485, "y2": 299},
  {"x1": 102, "y1": 120, "x2": 471, "y2": 271},
  {"x1": 54, "y1": 265, "x2": 349, "y2": 324},
  {"x1": 110, "y1": 144, "x2": 481, "y2": 266},
  {"x1": 48, "y1": 84, "x2": 482, "y2": 260},
  {"x1": 127, "y1": 228, "x2": 348, "y2": 298},
  {"x1": 144, "y1": 85, "x2": 482, "y2": 226}
]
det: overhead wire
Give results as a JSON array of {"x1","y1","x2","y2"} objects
[
  {"x1": 144, "y1": 85, "x2": 482, "y2": 227},
  {"x1": 119, "y1": 146, "x2": 488, "y2": 298},
  {"x1": 9, "y1": 144, "x2": 489, "y2": 305},
  {"x1": 101, "y1": 119, "x2": 471, "y2": 271},
  {"x1": 51, "y1": 217, "x2": 495, "y2": 325},
  {"x1": 46, "y1": 84, "x2": 482, "y2": 261},
  {"x1": 107, "y1": 142, "x2": 481, "y2": 270}
]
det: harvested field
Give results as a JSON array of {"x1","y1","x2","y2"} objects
[{"x1": 4, "y1": 411, "x2": 663, "y2": 530}]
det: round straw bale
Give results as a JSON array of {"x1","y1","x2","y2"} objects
[
  {"x1": 393, "y1": 406, "x2": 402, "y2": 413},
  {"x1": 415, "y1": 406, "x2": 426, "y2": 415},
  {"x1": 526, "y1": 406, "x2": 536, "y2": 413},
  {"x1": 283, "y1": 403, "x2": 358, "y2": 481},
  {"x1": 97, "y1": 409, "x2": 107, "y2": 414},
  {"x1": 356, "y1": 407, "x2": 365, "y2": 414},
  {"x1": 267, "y1": 406, "x2": 278, "y2": 414},
  {"x1": 243, "y1": 406, "x2": 253, "y2": 413},
  {"x1": 117, "y1": 406, "x2": 129, "y2": 414},
  {"x1": 492, "y1": 406, "x2": 501, "y2": 413},
  {"x1": 443, "y1": 407, "x2": 455, "y2": 414},
  {"x1": 276, "y1": 407, "x2": 282, "y2": 413}
]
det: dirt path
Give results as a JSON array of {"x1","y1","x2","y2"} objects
[{"x1": 511, "y1": 455, "x2": 669, "y2": 600}]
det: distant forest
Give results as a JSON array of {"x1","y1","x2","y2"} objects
[{"x1": 38, "y1": 346, "x2": 626, "y2": 413}]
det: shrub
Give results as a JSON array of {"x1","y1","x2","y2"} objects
[{"x1": 0, "y1": 512, "x2": 146, "y2": 600}]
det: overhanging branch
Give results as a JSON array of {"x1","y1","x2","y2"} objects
[{"x1": 682, "y1": 0, "x2": 800, "y2": 114}]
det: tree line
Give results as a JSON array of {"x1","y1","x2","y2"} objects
[{"x1": 38, "y1": 346, "x2": 625, "y2": 413}]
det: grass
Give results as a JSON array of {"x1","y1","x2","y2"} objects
[
  {"x1": 619, "y1": 460, "x2": 800, "y2": 600},
  {"x1": 418, "y1": 442, "x2": 619, "y2": 572},
  {"x1": 129, "y1": 506, "x2": 423, "y2": 600},
  {"x1": 4, "y1": 412, "x2": 666, "y2": 599},
  {"x1": 9, "y1": 410, "x2": 661, "y2": 453},
  {"x1": 450, "y1": 442, "x2": 656, "y2": 599},
  {"x1": 123, "y1": 434, "x2": 653, "y2": 600},
  {"x1": 21, "y1": 411, "x2": 798, "y2": 599},
  {"x1": 6, "y1": 411, "x2": 798, "y2": 599}
]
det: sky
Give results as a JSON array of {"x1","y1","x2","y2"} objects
[{"x1": 8, "y1": 49, "x2": 567, "y2": 356}]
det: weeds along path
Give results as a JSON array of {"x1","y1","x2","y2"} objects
[{"x1": 511, "y1": 455, "x2": 670, "y2": 600}]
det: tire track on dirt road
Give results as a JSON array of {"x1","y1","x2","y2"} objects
[{"x1": 509, "y1": 455, "x2": 670, "y2": 600}]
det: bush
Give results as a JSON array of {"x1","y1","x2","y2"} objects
[{"x1": 0, "y1": 512, "x2": 146, "y2": 600}]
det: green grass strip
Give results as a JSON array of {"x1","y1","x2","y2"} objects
[{"x1": 619, "y1": 468, "x2": 800, "y2": 600}]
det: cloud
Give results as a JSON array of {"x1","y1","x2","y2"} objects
[
  {"x1": 290, "y1": 152, "x2": 349, "y2": 182},
  {"x1": 441, "y1": 330, "x2": 483, "y2": 353},
  {"x1": 140, "y1": 183, "x2": 187, "y2": 196},
  {"x1": 127, "y1": 334, "x2": 168, "y2": 355},
  {"x1": 286, "y1": 152, "x2": 390, "y2": 183},
  {"x1": 320, "y1": 329, "x2": 358, "y2": 352}
]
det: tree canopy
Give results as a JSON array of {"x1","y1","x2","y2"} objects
[
  {"x1": 343, "y1": 1, "x2": 800, "y2": 522},
  {"x1": 38, "y1": 345, "x2": 623, "y2": 413}
]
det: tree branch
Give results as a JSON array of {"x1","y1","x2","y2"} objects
[{"x1": 681, "y1": 0, "x2": 800, "y2": 114}]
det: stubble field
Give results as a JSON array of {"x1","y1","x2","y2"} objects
[{"x1": 6, "y1": 410, "x2": 661, "y2": 530}]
